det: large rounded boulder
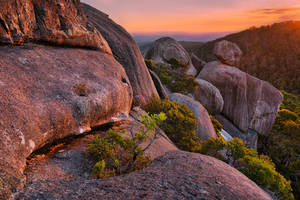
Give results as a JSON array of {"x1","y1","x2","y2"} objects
[
  {"x1": 0, "y1": 0, "x2": 111, "y2": 53},
  {"x1": 169, "y1": 93, "x2": 217, "y2": 140},
  {"x1": 83, "y1": 4, "x2": 159, "y2": 105},
  {"x1": 194, "y1": 79, "x2": 224, "y2": 114},
  {"x1": 214, "y1": 40, "x2": 243, "y2": 66},
  {"x1": 0, "y1": 45, "x2": 133, "y2": 199},
  {"x1": 198, "y1": 61, "x2": 283, "y2": 135},
  {"x1": 145, "y1": 37, "x2": 197, "y2": 76},
  {"x1": 0, "y1": 1, "x2": 134, "y2": 199},
  {"x1": 15, "y1": 151, "x2": 272, "y2": 200}
]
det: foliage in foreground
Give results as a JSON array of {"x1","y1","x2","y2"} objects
[
  {"x1": 88, "y1": 112, "x2": 166, "y2": 178},
  {"x1": 260, "y1": 91, "x2": 300, "y2": 198},
  {"x1": 200, "y1": 137, "x2": 294, "y2": 200},
  {"x1": 145, "y1": 58, "x2": 199, "y2": 94},
  {"x1": 145, "y1": 97, "x2": 294, "y2": 199},
  {"x1": 144, "y1": 97, "x2": 201, "y2": 151}
]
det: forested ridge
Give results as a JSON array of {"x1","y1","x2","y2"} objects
[{"x1": 181, "y1": 21, "x2": 300, "y2": 96}]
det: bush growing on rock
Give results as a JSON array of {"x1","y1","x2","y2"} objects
[
  {"x1": 167, "y1": 58, "x2": 189, "y2": 70},
  {"x1": 145, "y1": 58, "x2": 199, "y2": 94},
  {"x1": 199, "y1": 137, "x2": 294, "y2": 200},
  {"x1": 144, "y1": 97, "x2": 293, "y2": 199},
  {"x1": 88, "y1": 112, "x2": 166, "y2": 178},
  {"x1": 144, "y1": 97, "x2": 201, "y2": 151},
  {"x1": 210, "y1": 116, "x2": 223, "y2": 134}
]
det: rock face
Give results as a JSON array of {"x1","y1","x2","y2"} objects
[
  {"x1": 191, "y1": 53, "x2": 206, "y2": 73},
  {"x1": 215, "y1": 115, "x2": 258, "y2": 149},
  {"x1": 20, "y1": 108, "x2": 177, "y2": 187},
  {"x1": 0, "y1": 45, "x2": 132, "y2": 199},
  {"x1": 214, "y1": 40, "x2": 243, "y2": 66},
  {"x1": 0, "y1": 0, "x2": 111, "y2": 53},
  {"x1": 198, "y1": 61, "x2": 283, "y2": 135},
  {"x1": 194, "y1": 79, "x2": 224, "y2": 114},
  {"x1": 83, "y1": 4, "x2": 159, "y2": 105},
  {"x1": 149, "y1": 70, "x2": 168, "y2": 99},
  {"x1": 145, "y1": 37, "x2": 197, "y2": 76},
  {"x1": 169, "y1": 93, "x2": 217, "y2": 140},
  {"x1": 16, "y1": 151, "x2": 272, "y2": 200}
]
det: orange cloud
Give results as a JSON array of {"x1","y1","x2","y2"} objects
[{"x1": 127, "y1": 7, "x2": 300, "y2": 33}]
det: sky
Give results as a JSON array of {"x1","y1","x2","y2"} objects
[{"x1": 82, "y1": 0, "x2": 300, "y2": 33}]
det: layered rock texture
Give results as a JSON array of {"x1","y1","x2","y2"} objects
[
  {"x1": 19, "y1": 109, "x2": 177, "y2": 188},
  {"x1": 198, "y1": 61, "x2": 283, "y2": 135},
  {"x1": 145, "y1": 37, "x2": 197, "y2": 76},
  {"x1": 15, "y1": 151, "x2": 272, "y2": 200},
  {"x1": 194, "y1": 79, "x2": 224, "y2": 114},
  {"x1": 169, "y1": 93, "x2": 217, "y2": 140},
  {"x1": 214, "y1": 40, "x2": 243, "y2": 66},
  {"x1": 0, "y1": 0, "x2": 111, "y2": 53},
  {"x1": 83, "y1": 4, "x2": 158, "y2": 105},
  {"x1": 0, "y1": 45, "x2": 133, "y2": 199}
]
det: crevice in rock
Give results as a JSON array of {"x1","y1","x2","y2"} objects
[
  {"x1": 27, "y1": 122, "x2": 114, "y2": 160},
  {"x1": 33, "y1": 3, "x2": 45, "y2": 32},
  {"x1": 0, "y1": 17, "x2": 8, "y2": 33}
]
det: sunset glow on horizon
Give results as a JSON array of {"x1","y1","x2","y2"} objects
[{"x1": 82, "y1": 0, "x2": 300, "y2": 33}]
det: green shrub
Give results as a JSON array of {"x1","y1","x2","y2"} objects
[
  {"x1": 210, "y1": 116, "x2": 223, "y2": 134},
  {"x1": 277, "y1": 109, "x2": 298, "y2": 122},
  {"x1": 199, "y1": 137, "x2": 294, "y2": 200},
  {"x1": 88, "y1": 112, "x2": 167, "y2": 178},
  {"x1": 144, "y1": 97, "x2": 201, "y2": 151},
  {"x1": 280, "y1": 91, "x2": 300, "y2": 114},
  {"x1": 145, "y1": 58, "x2": 199, "y2": 94},
  {"x1": 240, "y1": 154, "x2": 294, "y2": 200},
  {"x1": 170, "y1": 76, "x2": 199, "y2": 94},
  {"x1": 145, "y1": 59, "x2": 155, "y2": 71},
  {"x1": 259, "y1": 91, "x2": 300, "y2": 198},
  {"x1": 167, "y1": 58, "x2": 189, "y2": 70},
  {"x1": 144, "y1": 97, "x2": 294, "y2": 199}
]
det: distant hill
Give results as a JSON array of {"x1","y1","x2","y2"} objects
[
  {"x1": 182, "y1": 21, "x2": 300, "y2": 96},
  {"x1": 138, "y1": 41, "x2": 153, "y2": 56},
  {"x1": 179, "y1": 41, "x2": 204, "y2": 53},
  {"x1": 136, "y1": 32, "x2": 230, "y2": 56}
]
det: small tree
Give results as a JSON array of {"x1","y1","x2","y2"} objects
[{"x1": 88, "y1": 112, "x2": 167, "y2": 178}]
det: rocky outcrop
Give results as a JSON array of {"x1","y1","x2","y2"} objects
[
  {"x1": 0, "y1": 0, "x2": 111, "y2": 53},
  {"x1": 215, "y1": 115, "x2": 258, "y2": 149},
  {"x1": 0, "y1": 45, "x2": 132, "y2": 199},
  {"x1": 125, "y1": 107, "x2": 178, "y2": 159},
  {"x1": 149, "y1": 70, "x2": 168, "y2": 99},
  {"x1": 214, "y1": 40, "x2": 243, "y2": 66},
  {"x1": 198, "y1": 61, "x2": 283, "y2": 135},
  {"x1": 20, "y1": 108, "x2": 177, "y2": 187},
  {"x1": 194, "y1": 79, "x2": 224, "y2": 114},
  {"x1": 16, "y1": 151, "x2": 272, "y2": 200},
  {"x1": 169, "y1": 93, "x2": 217, "y2": 140},
  {"x1": 145, "y1": 37, "x2": 197, "y2": 76},
  {"x1": 83, "y1": 4, "x2": 159, "y2": 105},
  {"x1": 191, "y1": 53, "x2": 206, "y2": 73}
]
